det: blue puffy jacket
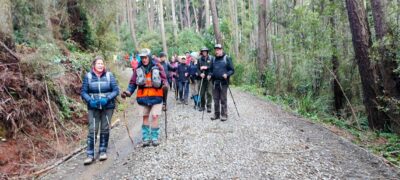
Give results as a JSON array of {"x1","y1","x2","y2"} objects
[{"x1": 81, "y1": 70, "x2": 120, "y2": 109}]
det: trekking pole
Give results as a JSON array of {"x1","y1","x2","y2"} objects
[
  {"x1": 197, "y1": 78, "x2": 204, "y2": 110},
  {"x1": 106, "y1": 115, "x2": 120, "y2": 157},
  {"x1": 228, "y1": 86, "x2": 240, "y2": 118},
  {"x1": 93, "y1": 117, "x2": 96, "y2": 159},
  {"x1": 123, "y1": 110, "x2": 134, "y2": 145},
  {"x1": 164, "y1": 109, "x2": 168, "y2": 139}
]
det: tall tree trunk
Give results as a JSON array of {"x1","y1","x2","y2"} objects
[
  {"x1": 370, "y1": 0, "x2": 400, "y2": 131},
  {"x1": 185, "y1": 0, "x2": 191, "y2": 28},
  {"x1": 179, "y1": 1, "x2": 184, "y2": 29},
  {"x1": 192, "y1": 3, "x2": 199, "y2": 32},
  {"x1": 0, "y1": 0, "x2": 17, "y2": 63},
  {"x1": 159, "y1": 0, "x2": 168, "y2": 55},
  {"x1": 345, "y1": 0, "x2": 389, "y2": 130},
  {"x1": 210, "y1": 0, "x2": 222, "y2": 44},
  {"x1": 127, "y1": 0, "x2": 138, "y2": 50},
  {"x1": 147, "y1": 0, "x2": 154, "y2": 31},
  {"x1": 257, "y1": 0, "x2": 268, "y2": 87},
  {"x1": 171, "y1": 0, "x2": 178, "y2": 41},
  {"x1": 229, "y1": 0, "x2": 240, "y2": 59},
  {"x1": 205, "y1": 0, "x2": 210, "y2": 28},
  {"x1": 330, "y1": 0, "x2": 345, "y2": 115}
]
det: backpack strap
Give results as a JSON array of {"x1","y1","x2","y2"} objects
[
  {"x1": 106, "y1": 72, "x2": 110, "y2": 85},
  {"x1": 87, "y1": 72, "x2": 111, "y2": 86},
  {"x1": 223, "y1": 55, "x2": 227, "y2": 65},
  {"x1": 87, "y1": 72, "x2": 92, "y2": 84}
]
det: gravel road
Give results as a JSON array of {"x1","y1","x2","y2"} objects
[{"x1": 42, "y1": 68, "x2": 400, "y2": 179}]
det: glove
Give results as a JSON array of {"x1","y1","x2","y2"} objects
[
  {"x1": 99, "y1": 97, "x2": 108, "y2": 106},
  {"x1": 89, "y1": 99, "x2": 98, "y2": 109},
  {"x1": 223, "y1": 74, "x2": 228, "y2": 79}
]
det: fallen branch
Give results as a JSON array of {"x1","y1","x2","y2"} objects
[
  {"x1": 30, "y1": 145, "x2": 86, "y2": 178},
  {"x1": 0, "y1": 40, "x2": 20, "y2": 61},
  {"x1": 26, "y1": 119, "x2": 121, "y2": 178},
  {"x1": 252, "y1": 146, "x2": 318, "y2": 154}
]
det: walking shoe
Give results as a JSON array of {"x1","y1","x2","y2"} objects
[
  {"x1": 152, "y1": 140, "x2": 160, "y2": 146},
  {"x1": 207, "y1": 108, "x2": 211, "y2": 113},
  {"x1": 162, "y1": 103, "x2": 167, "y2": 111},
  {"x1": 99, "y1": 153, "x2": 107, "y2": 161},
  {"x1": 83, "y1": 156, "x2": 94, "y2": 165},
  {"x1": 221, "y1": 116, "x2": 228, "y2": 121},
  {"x1": 184, "y1": 100, "x2": 188, "y2": 105},
  {"x1": 210, "y1": 115, "x2": 220, "y2": 120},
  {"x1": 198, "y1": 107, "x2": 204, "y2": 112},
  {"x1": 143, "y1": 139, "x2": 151, "y2": 147}
]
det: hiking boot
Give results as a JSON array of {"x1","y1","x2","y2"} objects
[
  {"x1": 210, "y1": 115, "x2": 220, "y2": 120},
  {"x1": 142, "y1": 139, "x2": 151, "y2": 147},
  {"x1": 142, "y1": 125, "x2": 151, "y2": 147},
  {"x1": 207, "y1": 108, "x2": 211, "y2": 113},
  {"x1": 99, "y1": 153, "x2": 107, "y2": 161},
  {"x1": 162, "y1": 103, "x2": 167, "y2": 111},
  {"x1": 184, "y1": 100, "x2": 188, "y2": 105},
  {"x1": 83, "y1": 156, "x2": 94, "y2": 165},
  {"x1": 152, "y1": 140, "x2": 160, "y2": 146},
  {"x1": 151, "y1": 128, "x2": 160, "y2": 146},
  {"x1": 221, "y1": 116, "x2": 228, "y2": 121},
  {"x1": 198, "y1": 107, "x2": 204, "y2": 112}
]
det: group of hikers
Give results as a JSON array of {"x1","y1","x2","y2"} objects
[{"x1": 80, "y1": 44, "x2": 235, "y2": 165}]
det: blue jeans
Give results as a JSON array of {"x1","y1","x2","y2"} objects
[
  {"x1": 178, "y1": 81, "x2": 189, "y2": 102},
  {"x1": 86, "y1": 109, "x2": 114, "y2": 157}
]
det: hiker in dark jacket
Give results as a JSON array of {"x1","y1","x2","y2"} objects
[
  {"x1": 208, "y1": 44, "x2": 234, "y2": 121},
  {"x1": 188, "y1": 54, "x2": 198, "y2": 104},
  {"x1": 177, "y1": 57, "x2": 190, "y2": 104},
  {"x1": 197, "y1": 47, "x2": 214, "y2": 112},
  {"x1": 81, "y1": 56, "x2": 120, "y2": 165},
  {"x1": 121, "y1": 49, "x2": 167, "y2": 147},
  {"x1": 159, "y1": 52, "x2": 175, "y2": 111}
]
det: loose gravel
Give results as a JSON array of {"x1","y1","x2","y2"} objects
[{"x1": 42, "y1": 68, "x2": 400, "y2": 179}]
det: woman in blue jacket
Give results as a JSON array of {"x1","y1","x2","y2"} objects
[{"x1": 81, "y1": 56, "x2": 120, "y2": 165}]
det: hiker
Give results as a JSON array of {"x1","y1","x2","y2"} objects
[
  {"x1": 170, "y1": 54, "x2": 179, "y2": 99},
  {"x1": 159, "y1": 52, "x2": 175, "y2": 111},
  {"x1": 121, "y1": 49, "x2": 167, "y2": 147},
  {"x1": 197, "y1": 47, "x2": 213, "y2": 113},
  {"x1": 81, "y1": 56, "x2": 120, "y2": 165},
  {"x1": 208, "y1": 44, "x2": 235, "y2": 121},
  {"x1": 177, "y1": 56, "x2": 190, "y2": 105},
  {"x1": 130, "y1": 52, "x2": 138, "y2": 70},
  {"x1": 188, "y1": 54, "x2": 198, "y2": 106},
  {"x1": 185, "y1": 51, "x2": 192, "y2": 65}
]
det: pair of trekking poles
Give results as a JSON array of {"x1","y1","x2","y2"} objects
[
  {"x1": 92, "y1": 114, "x2": 119, "y2": 160},
  {"x1": 196, "y1": 76, "x2": 240, "y2": 121}
]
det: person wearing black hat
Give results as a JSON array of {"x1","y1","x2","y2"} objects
[
  {"x1": 197, "y1": 47, "x2": 214, "y2": 112},
  {"x1": 159, "y1": 52, "x2": 175, "y2": 111},
  {"x1": 207, "y1": 44, "x2": 235, "y2": 121}
]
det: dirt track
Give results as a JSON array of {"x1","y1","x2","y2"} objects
[{"x1": 42, "y1": 67, "x2": 400, "y2": 179}]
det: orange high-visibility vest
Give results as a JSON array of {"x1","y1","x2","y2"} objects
[{"x1": 137, "y1": 72, "x2": 163, "y2": 98}]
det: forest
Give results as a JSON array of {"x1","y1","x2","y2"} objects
[{"x1": 0, "y1": 0, "x2": 399, "y2": 178}]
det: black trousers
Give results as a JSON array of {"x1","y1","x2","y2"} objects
[{"x1": 212, "y1": 82, "x2": 228, "y2": 117}]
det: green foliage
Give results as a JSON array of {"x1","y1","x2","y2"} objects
[
  {"x1": 138, "y1": 32, "x2": 163, "y2": 55},
  {"x1": 12, "y1": 0, "x2": 48, "y2": 44},
  {"x1": 173, "y1": 29, "x2": 205, "y2": 55}
]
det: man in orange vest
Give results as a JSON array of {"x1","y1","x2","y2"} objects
[{"x1": 121, "y1": 49, "x2": 167, "y2": 146}]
